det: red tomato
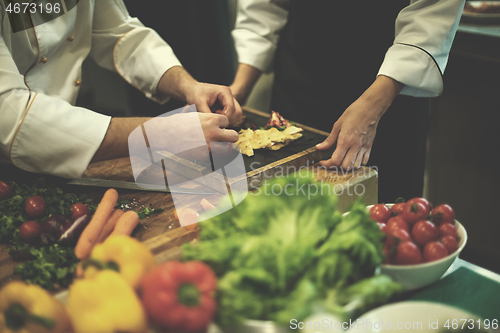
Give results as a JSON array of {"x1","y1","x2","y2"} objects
[
  {"x1": 438, "y1": 222, "x2": 458, "y2": 239},
  {"x1": 382, "y1": 245, "x2": 393, "y2": 264},
  {"x1": 411, "y1": 220, "x2": 438, "y2": 246},
  {"x1": 401, "y1": 201, "x2": 428, "y2": 226},
  {"x1": 406, "y1": 197, "x2": 431, "y2": 215},
  {"x1": 369, "y1": 204, "x2": 390, "y2": 223},
  {"x1": 385, "y1": 228, "x2": 411, "y2": 248},
  {"x1": 386, "y1": 216, "x2": 409, "y2": 233},
  {"x1": 423, "y1": 241, "x2": 448, "y2": 262},
  {"x1": 440, "y1": 236, "x2": 459, "y2": 254},
  {"x1": 70, "y1": 203, "x2": 90, "y2": 221},
  {"x1": 389, "y1": 203, "x2": 405, "y2": 217},
  {"x1": 395, "y1": 241, "x2": 422, "y2": 265},
  {"x1": 19, "y1": 220, "x2": 41, "y2": 244},
  {"x1": 431, "y1": 204, "x2": 455, "y2": 225},
  {"x1": 25, "y1": 196, "x2": 46, "y2": 218},
  {"x1": 0, "y1": 181, "x2": 12, "y2": 201}
]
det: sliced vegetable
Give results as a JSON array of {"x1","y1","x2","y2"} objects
[{"x1": 58, "y1": 214, "x2": 91, "y2": 246}]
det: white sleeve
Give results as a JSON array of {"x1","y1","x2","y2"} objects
[
  {"x1": 0, "y1": 28, "x2": 110, "y2": 178},
  {"x1": 378, "y1": 0, "x2": 465, "y2": 97},
  {"x1": 231, "y1": 0, "x2": 290, "y2": 73},
  {"x1": 89, "y1": 0, "x2": 182, "y2": 104}
]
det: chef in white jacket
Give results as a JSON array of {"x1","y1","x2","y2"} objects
[
  {"x1": 229, "y1": 0, "x2": 465, "y2": 202},
  {"x1": 0, "y1": 0, "x2": 242, "y2": 179}
]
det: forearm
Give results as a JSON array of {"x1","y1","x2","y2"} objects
[
  {"x1": 230, "y1": 63, "x2": 262, "y2": 103},
  {"x1": 156, "y1": 66, "x2": 197, "y2": 102},
  {"x1": 361, "y1": 75, "x2": 404, "y2": 120},
  {"x1": 91, "y1": 117, "x2": 152, "y2": 163}
]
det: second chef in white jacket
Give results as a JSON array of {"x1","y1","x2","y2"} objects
[{"x1": 229, "y1": 0, "x2": 465, "y2": 202}]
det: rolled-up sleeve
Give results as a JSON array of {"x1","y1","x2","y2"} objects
[
  {"x1": 90, "y1": 0, "x2": 182, "y2": 103},
  {"x1": 378, "y1": 0, "x2": 465, "y2": 97},
  {"x1": 232, "y1": 0, "x2": 290, "y2": 73},
  {"x1": 0, "y1": 33, "x2": 110, "y2": 178}
]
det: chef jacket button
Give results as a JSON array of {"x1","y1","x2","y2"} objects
[
  {"x1": 67, "y1": 36, "x2": 74, "y2": 42},
  {"x1": 75, "y1": 80, "x2": 82, "y2": 86},
  {"x1": 41, "y1": 57, "x2": 48, "y2": 63}
]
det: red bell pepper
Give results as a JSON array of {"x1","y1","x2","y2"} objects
[{"x1": 140, "y1": 261, "x2": 217, "y2": 332}]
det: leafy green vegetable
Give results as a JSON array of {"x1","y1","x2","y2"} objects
[
  {"x1": 183, "y1": 171, "x2": 402, "y2": 328},
  {"x1": 0, "y1": 178, "x2": 90, "y2": 290}
]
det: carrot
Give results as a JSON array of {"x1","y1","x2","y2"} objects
[
  {"x1": 96, "y1": 209, "x2": 125, "y2": 243},
  {"x1": 109, "y1": 211, "x2": 140, "y2": 237},
  {"x1": 74, "y1": 188, "x2": 118, "y2": 259}
]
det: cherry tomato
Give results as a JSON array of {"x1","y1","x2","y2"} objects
[
  {"x1": 19, "y1": 221, "x2": 41, "y2": 244},
  {"x1": 70, "y1": 203, "x2": 90, "y2": 221},
  {"x1": 385, "y1": 228, "x2": 411, "y2": 248},
  {"x1": 423, "y1": 241, "x2": 448, "y2": 262},
  {"x1": 395, "y1": 241, "x2": 422, "y2": 265},
  {"x1": 386, "y1": 216, "x2": 409, "y2": 233},
  {"x1": 25, "y1": 195, "x2": 46, "y2": 218},
  {"x1": 382, "y1": 245, "x2": 393, "y2": 264},
  {"x1": 0, "y1": 181, "x2": 12, "y2": 201},
  {"x1": 369, "y1": 204, "x2": 390, "y2": 223},
  {"x1": 401, "y1": 201, "x2": 428, "y2": 226},
  {"x1": 438, "y1": 222, "x2": 458, "y2": 239},
  {"x1": 406, "y1": 197, "x2": 431, "y2": 215},
  {"x1": 431, "y1": 204, "x2": 455, "y2": 225},
  {"x1": 440, "y1": 236, "x2": 459, "y2": 254},
  {"x1": 411, "y1": 220, "x2": 438, "y2": 246},
  {"x1": 389, "y1": 203, "x2": 405, "y2": 217}
]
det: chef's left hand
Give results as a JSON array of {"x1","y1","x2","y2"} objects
[{"x1": 316, "y1": 75, "x2": 404, "y2": 170}]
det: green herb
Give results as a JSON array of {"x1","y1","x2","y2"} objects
[
  {"x1": 0, "y1": 178, "x2": 92, "y2": 290},
  {"x1": 136, "y1": 206, "x2": 164, "y2": 219},
  {"x1": 183, "y1": 171, "x2": 402, "y2": 328}
]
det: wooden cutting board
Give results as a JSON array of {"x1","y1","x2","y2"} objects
[{"x1": 136, "y1": 107, "x2": 338, "y2": 194}]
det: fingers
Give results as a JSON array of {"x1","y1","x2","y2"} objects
[
  {"x1": 217, "y1": 129, "x2": 239, "y2": 143},
  {"x1": 204, "y1": 113, "x2": 239, "y2": 142},
  {"x1": 316, "y1": 123, "x2": 340, "y2": 150}
]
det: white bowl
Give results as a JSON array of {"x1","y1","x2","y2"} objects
[{"x1": 365, "y1": 204, "x2": 468, "y2": 291}]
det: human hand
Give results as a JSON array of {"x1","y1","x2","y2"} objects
[
  {"x1": 185, "y1": 82, "x2": 243, "y2": 126},
  {"x1": 316, "y1": 76, "x2": 403, "y2": 170},
  {"x1": 132, "y1": 109, "x2": 238, "y2": 163}
]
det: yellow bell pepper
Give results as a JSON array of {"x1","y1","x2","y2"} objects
[
  {"x1": 82, "y1": 235, "x2": 156, "y2": 289},
  {"x1": 0, "y1": 281, "x2": 71, "y2": 333},
  {"x1": 66, "y1": 270, "x2": 148, "y2": 333}
]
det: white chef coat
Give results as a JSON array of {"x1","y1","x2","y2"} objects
[
  {"x1": 232, "y1": 0, "x2": 465, "y2": 98},
  {"x1": 0, "y1": 0, "x2": 182, "y2": 178}
]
